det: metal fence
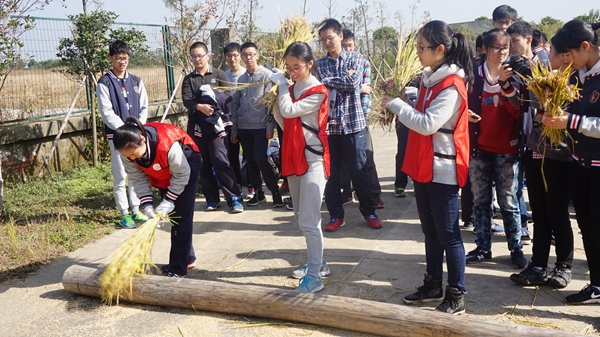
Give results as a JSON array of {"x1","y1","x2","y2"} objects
[{"x1": 1, "y1": 17, "x2": 173, "y2": 124}]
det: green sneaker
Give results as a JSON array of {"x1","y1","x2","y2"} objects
[
  {"x1": 119, "y1": 215, "x2": 136, "y2": 229},
  {"x1": 131, "y1": 211, "x2": 149, "y2": 223},
  {"x1": 395, "y1": 187, "x2": 406, "y2": 197}
]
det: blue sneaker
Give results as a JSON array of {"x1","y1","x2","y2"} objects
[
  {"x1": 119, "y1": 214, "x2": 136, "y2": 229},
  {"x1": 231, "y1": 196, "x2": 244, "y2": 213},
  {"x1": 205, "y1": 202, "x2": 221, "y2": 211},
  {"x1": 294, "y1": 274, "x2": 324, "y2": 293},
  {"x1": 292, "y1": 261, "x2": 331, "y2": 279},
  {"x1": 131, "y1": 211, "x2": 148, "y2": 223},
  {"x1": 511, "y1": 248, "x2": 527, "y2": 269},
  {"x1": 491, "y1": 223, "x2": 505, "y2": 236}
]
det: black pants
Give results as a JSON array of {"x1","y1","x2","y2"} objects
[
  {"x1": 460, "y1": 177, "x2": 474, "y2": 224},
  {"x1": 570, "y1": 161, "x2": 600, "y2": 285},
  {"x1": 226, "y1": 128, "x2": 242, "y2": 187},
  {"x1": 525, "y1": 151, "x2": 573, "y2": 268},
  {"x1": 395, "y1": 122, "x2": 409, "y2": 189},
  {"x1": 161, "y1": 152, "x2": 202, "y2": 277},
  {"x1": 238, "y1": 128, "x2": 279, "y2": 194},
  {"x1": 195, "y1": 133, "x2": 241, "y2": 205},
  {"x1": 340, "y1": 126, "x2": 381, "y2": 198}
]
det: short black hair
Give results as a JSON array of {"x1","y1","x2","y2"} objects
[
  {"x1": 109, "y1": 40, "x2": 131, "y2": 56},
  {"x1": 492, "y1": 5, "x2": 517, "y2": 22},
  {"x1": 506, "y1": 21, "x2": 532, "y2": 38},
  {"x1": 241, "y1": 42, "x2": 258, "y2": 51},
  {"x1": 531, "y1": 29, "x2": 543, "y2": 48},
  {"x1": 342, "y1": 28, "x2": 354, "y2": 41},
  {"x1": 223, "y1": 42, "x2": 242, "y2": 55},
  {"x1": 318, "y1": 18, "x2": 342, "y2": 36},
  {"x1": 189, "y1": 41, "x2": 208, "y2": 53},
  {"x1": 476, "y1": 32, "x2": 486, "y2": 49}
]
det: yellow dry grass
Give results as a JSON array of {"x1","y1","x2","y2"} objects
[
  {"x1": 1, "y1": 67, "x2": 169, "y2": 122},
  {"x1": 99, "y1": 216, "x2": 160, "y2": 305}
]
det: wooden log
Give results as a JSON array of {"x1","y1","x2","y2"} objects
[{"x1": 62, "y1": 265, "x2": 576, "y2": 337}]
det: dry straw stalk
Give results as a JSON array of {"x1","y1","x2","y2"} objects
[{"x1": 99, "y1": 217, "x2": 162, "y2": 305}]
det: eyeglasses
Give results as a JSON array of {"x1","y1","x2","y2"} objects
[
  {"x1": 284, "y1": 64, "x2": 308, "y2": 73},
  {"x1": 489, "y1": 45, "x2": 510, "y2": 53},
  {"x1": 113, "y1": 57, "x2": 129, "y2": 63},
  {"x1": 241, "y1": 52, "x2": 257, "y2": 58},
  {"x1": 189, "y1": 52, "x2": 209, "y2": 60},
  {"x1": 416, "y1": 45, "x2": 436, "y2": 53},
  {"x1": 225, "y1": 53, "x2": 240, "y2": 59},
  {"x1": 320, "y1": 34, "x2": 338, "y2": 43}
]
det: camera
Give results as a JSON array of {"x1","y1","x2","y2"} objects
[{"x1": 502, "y1": 55, "x2": 532, "y2": 78}]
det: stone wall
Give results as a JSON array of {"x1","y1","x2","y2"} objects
[{"x1": 0, "y1": 103, "x2": 189, "y2": 184}]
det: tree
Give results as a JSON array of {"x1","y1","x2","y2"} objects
[
  {"x1": 56, "y1": 9, "x2": 147, "y2": 165},
  {"x1": 475, "y1": 16, "x2": 489, "y2": 22},
  {"x1": 322, "y1": 0, "x2": 337, "y2": 19},
  {"x1": 235, "y1": 0, "x2": 262, "y2": 43},
  {"x1": 163, "y1": 0, "x2": 239, "y2": 74},
  {"x1": 575, "y1": 9, "x2": 600, "y2": 24},
  {"x1": 0, "y1": 0, "x2": 62, "y2": 213},
  {"x1": 531, "y1": 16, "x2": 563, "y2": 42}
]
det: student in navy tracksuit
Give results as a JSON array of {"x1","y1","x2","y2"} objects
[
  {"x1": 543, "y1": 20, "x2": 600, "y2": 304},
  {"x1": 113, "y1": 116, "x2": 202, "y2": 278},
  {"x1": 97, "y1": 40, "x2": 149, "y2": 229}
]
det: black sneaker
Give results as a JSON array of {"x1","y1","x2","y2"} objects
[
  {"x1": 247, "y1": 192, "x2": 266, "y2": 206},
  {"x1": 272, "y1": 192, "x2": 284, "y2": 208},
  {"x1": 510, "y1": 249, "x2": 527, "y2": 268},
  {"x1": 549, "y1": 264, "x2": 572, "y2": 288},
  {"x1": 403, "y1": 274, "x2": 443, "y2": 304},
  {"x1": 436, "y1": 286, "x2": 465, "y2": 315},
  {"x1": 510, "y1": 263, "x2": 548, "y2": 285},
  {"x1": 465, "y1": 248, "x2": 492, "y2": 264},
  {"x1": 565, "y1": 284, "x2": 600, "y2": 305}
]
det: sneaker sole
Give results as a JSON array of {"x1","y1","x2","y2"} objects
[
  {"x1": 309, "y1": 284, "x2": 324, "y2": 293},
  {"x1": 548, "y1": 279, "x2": 568, "y2": 288},
  {"x1": 247, "y1": 199, "x2": 266, "y2": 206},
  {"x1": 567, "y1": 298, "x2": 600, "y2": 305},
  {"x1": 324, "y1": 221, "x2": 345, "y2": 232},
  {"x1": 509, "y1": 276, "x2": 548, "y2": 286},
  {"x1": 232, "y1": 209, "x2": 244, "y2": 213},
  {"x1": 466, "y1": 257, "x2": 491, "y2": 264},
  {"x1": 394, "y1": 194, "x2": 406, "y2": 197},
  {"x1": 273, "y1": 203, "x2": 285, "y2": 208}
]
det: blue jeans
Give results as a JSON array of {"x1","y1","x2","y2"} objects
[
  {"x1": 414, "y1": 182, "x2": 466, "y2": 292},
  {"x1": 470, "y1": 150, "x2": 522, "y2": 252},
  {"x1": 325, "y1": 128, "x2": 376, "y2": 218}
]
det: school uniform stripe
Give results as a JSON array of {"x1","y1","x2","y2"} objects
[
  {"x1": 570, "y1": 114, "x2": 581, "y2": 130},
  {"x1": 592, "y1": 160, "x2": 600, "y2": 167},
  {"x1": 165, "y1": 190, "x2": 179, "y2": 202}
]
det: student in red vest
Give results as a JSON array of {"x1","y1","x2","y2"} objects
[
  {"x1": 113, "y1": 117, "x2": 202, "y2": 278},
  {"x1": 381, "y1": 20, "x2": 472, "y2": 315},
  {"x1": 271, "y1": 42, "x2": 331, "y2": 293}
]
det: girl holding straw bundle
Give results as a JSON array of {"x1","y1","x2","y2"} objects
[
  {"x1": 542, "y1": 20, "x2": 600, "y2": 305},
  {"x1": 113, "y1": 116, "x2": 202, "y2": 278},
  {"x1": 271, "y1": 42, "x2": 330, "y2": 293},
  {"x1": 381, "y1": 20, "x2": 472, "y2": 315}
]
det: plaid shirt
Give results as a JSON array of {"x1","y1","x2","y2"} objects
[
  {"x1": 317, "y1": 50, "x2": 367, "y2": 135},
  {"x1": 361, "y1": 58, "x2": 372, "y2": 116}
]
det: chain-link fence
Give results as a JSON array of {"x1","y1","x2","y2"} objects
[{"x1": 1, "y1": 17, "x2": 173, "y2": 124}]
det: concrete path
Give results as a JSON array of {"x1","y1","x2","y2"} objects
[{"x1": 0, "y1": 127, "x2": 597, "y2": 337}]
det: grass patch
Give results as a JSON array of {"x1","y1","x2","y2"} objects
[{"x1": 0, "y1": 162, "x2": 119, "y2": 282}]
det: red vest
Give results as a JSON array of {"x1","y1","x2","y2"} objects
[
  {"x1": 138, "y1": 122, "x2": 200, "y2": 189},
  {"x1": 401, "y1": 74, "x2": 469, "y2": 187},
  {"x1": 281, "y1": 84, "x2": 330, "y2": 178}
]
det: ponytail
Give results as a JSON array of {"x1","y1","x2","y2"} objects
[
  {"x1": 418, "y1": 20, "x2": 474, "y2": 90},
  {"x1": 113, "y1": 116, "x2": 147, "y2": 151},
  {"x1": 551, "y1": 19, "x2": 600, "y2": 53}
]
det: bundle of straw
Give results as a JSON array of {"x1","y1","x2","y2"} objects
[
  {"x1": 373, "y1": 30, "x2": 422, "y2": 130},
  {"x1": 99, "y1": 217, "x2": 161, "y2": 305},
  {"x1": 260, "y1": 14, "x2": 318, "y2": 110},
  {"x1": 520, "y1": 60, "x2": 581, "y2": 147}
]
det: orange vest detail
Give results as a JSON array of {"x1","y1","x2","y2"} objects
[
  {"x1": 401, "y1": 75, "x2": 469, "y2": 187},
  {"x1": 138, "y1": 122, "x2": 200, "y2": 189},
  {"x1": 281, "y1": 84, "x2": 330, "y2": 178}
]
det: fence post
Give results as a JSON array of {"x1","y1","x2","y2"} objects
[{"x1": 162, "y1": 25, "x2": 175, "y2": 98}]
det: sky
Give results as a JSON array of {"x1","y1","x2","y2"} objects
[{"x1": 37, "y1": 0, "x2": 599, "y2": 32}]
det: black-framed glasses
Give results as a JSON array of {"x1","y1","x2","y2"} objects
[
  {"x1": 241, "y1": 52, "x2": 257, "y2": 58},
  {"x1": 320, "y1": 34, "x2": 338, "y2": 43},
  {"x1": 416, "y1": 45, "x2": 436, "y2": 53},
  {"x1": 189, "y1": 52, "x2": 209, "y2": 60},
  {"x1": 489, "y1": 45, "x2": 510, "y2": 53},
  {"x1": 225, "y1": 53, "x2": 240, "y2": 59}
]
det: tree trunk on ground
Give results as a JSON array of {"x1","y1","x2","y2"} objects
[{"x1": 63, "y1": 265, "x2": 575, "y2": 337}]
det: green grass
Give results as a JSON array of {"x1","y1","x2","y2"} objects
[{"x1": 0, "y1": 162, "x2": 120, "y2": 281}]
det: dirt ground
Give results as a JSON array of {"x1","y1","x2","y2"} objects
[{"x1": 0, "y1": 127, "x2": 598, "y2": 337}]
